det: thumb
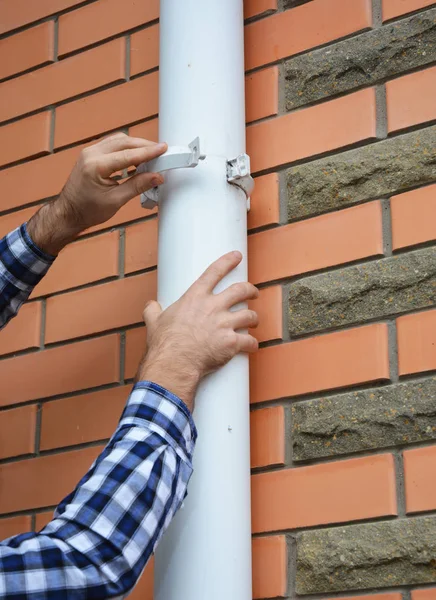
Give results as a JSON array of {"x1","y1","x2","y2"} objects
[
  {"x1": 112, "y1": 172, "x2": 164, "y2": 206},
  {"x1": 143, "y1": 300, "x2": 162, "y2": 330}
]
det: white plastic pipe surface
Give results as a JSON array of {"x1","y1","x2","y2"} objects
[{"x1": 154, "y1": 1, "x2": 252, "y2": 599}]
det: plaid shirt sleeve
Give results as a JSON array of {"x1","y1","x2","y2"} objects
[
  {"x1": 0, "y1": 382, "x2": 197, "y2": 599},
  {"x1": 0, "y1": 223, "x2": 54, "y2": 330}
]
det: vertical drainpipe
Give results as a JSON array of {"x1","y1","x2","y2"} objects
[{"x1": 150, "y1": 0, "x2": 252, "y2": 598}]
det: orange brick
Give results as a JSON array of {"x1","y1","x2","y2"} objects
[
  {"x1": 248, "y1": 173, "x2": 280, "y2": 231},
  {"x1": 0, "y1": 515, "x2": 32, "y2": 539},
  {"x1": 125, "y1": 327, "x2": 147, "y2": 380},
  {"x1": 0, "y1": 446, "x2": 102, "y2": 514},
  {"x1": 249, "y1": 286, "x2": 283, "y2": 343},
  {"x1": 85, "y1": 200, "x2": 149, "y2": 235},
  {"x1": 54, "y1": 73, "x2": 159, "y2": 148},
  {"x1": 251, "y1": 406, "x2": 285, "y2": 469},
  {"x1": 0, "y1": 144, "x2": 82, "y2": 212},
  {"x1": 252, "y1": 536, "x2": 286, "y2": 599},
  {"x1": 405, "y1": 445, "x2": 436, "y2": 514},
  {"x1": 0, "y1": 335, "x2": 120, "y2": 406},
  {"x1": 245, "y1": 0, "x2": 278, "y2": 20},
  {"x1": 58, "y1": 0, "x2": 159, "y2": 56},
  {"x1": 250, "y1": 323, "x2": 389, "y2": 403},
  {"x1": 0, "y1": 39, "x2": 126, "y2": 124},
  {"x1": 130, "y1": 25, "x2": 160, "y2": 76},
  {"x1": 398, "y1": 310, "x2": 436, "y2": 376},
  {"x1": 252, "y1": 453, "x2": 397, "y2": 533},
  {"x1": 248, "y1": 88, "x2": 376, "y2": 172},
  {"x1": 0, "y1": 207, "x2": 39, "y2": 239},
  {"x1": 245, "y1": 0, "x2": 371, "y2": 70},
  {"x1": 0, "y1": 112, "x2": 51, "y2": 168},
  {"x1": 391, "y1": 185, "x2": 436, "y2": 250},
  {"x1": 412, "y1": 590, "x2": 436, "y2": 600},
  {"x1": 0, "y1": 302, "x2": 41, "y2": 356},
  {"x1": 249, "y1": 202, "x2": 383, "y2": 284},
  {"x1": 0, "y1": 405, "x2": 37, "y2": 460},
  {"x1": 45, "y1": 272, "x2": 156, "y2": 343},
  {"x1": 35, "y1": 511, "x2": 53, "y2": 531},
  {"x1": 125, "y1": 219, "x2": 158, "y2": 274},
  {"x1": 130, "y1": 119, "x2": 159, "y2": 142},
  {"x1": 32, "y1": 231, "x2": 119, "y2": 298},
  {"x1": 387, "y1": 66, "x2": 436, "y2": 133},
  {"x1": 383, "y1": 0, "x2": 435, "y2": 20},
  {"x1": 246, "y1": 66, "x2": 279, "y2": 124},
  {"x1": 41, "y1": 385, "x2": 130, "y2": 451},
  {"x1": 0, "y1": 0, "x2": 85, "y2": 34},
  {"x1": 0, "y1": 22, "x2": 54, "y2": 81},
  {"x1": 129, "y1": 559, "x2": 154, "y2": 600}
]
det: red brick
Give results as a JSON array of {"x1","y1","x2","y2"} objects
[
  {"x1": 40, "y1": 385, "x2": 130, "y2": 451},
  {"x1": 252, "y1": 453, "x2": 397, "y2": 533},
  {"x1": 130, "y1": 25, "x2": 159, "y2": 76},
  {"x1": 85, "y1": 200, "x2": 148, "y2": 235},
  {"x1": 245, "y1": 0, "x2": 278, "y2": 20},
  {"x1": 0, "y1": 39, "x2": 126, "y2": 124},
  {"x1": 130, "y1": 119, "x2": 159, "y2": 142},
  {"x1": 35, "y1": 511, "x2": 53, "y2": 531},
  {"x1": 54, "y1": 73, "x2": 158, "y2": 148},
  {"x1": 387, "y1": 66, "x2": 436, "y2": 133},
  {"x1": 0, "y1": 302, "x2": 41, "y2": 356},
  {"x1": 32, "y1": 231, "x2": 119, "y2": 298},
  {"x1": 247, "y1": 88, "x2": 376, "y2": 172},
  {"x1": 0, "y1": 22, "x2": 54, "y2": 82},
  {"x1": 0, "y1": 405, "x2": 37, "y2": 460},
  {"x1": 0, "y1": 0, "x2": 85, "y2": 34},
  {"x1": 125, "y1": 219, "x2": 158, "y2": 274},
  {"x1": 58, "y1": 0, "x2": 159, "y2": 56},
  {"x1": 251, "y1": 406, "x2": 285, "y2": 469},
  {"x1": 248, "y1": 173, "x2": 280, "y2": 231},
  {"x1": 0, "y1": 145, "x2": 82, "y2": 212},
  {"x1": 397, "y1": 310, "x2": 436, "y2": 376},
  {"x1": 250, "y1": 324, "x2": 390, "y2": 403},
  {"x1": 391, "y1": 184, "x2": 436, "y2": 250},
  {"x1": 252, "y1": 536, "x2": 286, "y2": 599},
  {"x1": 0, "y1": 335, "x2": 120, "y2": 406},
  {"x1": 249, "y1": 286, "x2": 283, "y2": 343},
  {"x1": 129, "y1": 560, "x2": 154, "y2": 600},
  {"x1": 125, "y1": 327, "x2": 147, "y2": 380},
  {"x1": 249, "y1": 202, "x2": 383, "y2": 284},
  {"x1": 412, "y1": 590, "x2": 436, "y2": 600},
  {"x1": 0, "y1": 112, "x2": 51, "y2": 168},
  {"x1": 0, "y1": 207, "x2": 39, "y2": 239},
  {"x1": 0, "y1": 446, "x2": 102, "y2": 514},
  {"x1": 0, "y1": 515, "x2": 32, "y2": 539},
  {"x1": 246, "y1": 67, "x2": 279, "y2": 124},
  {"x1": 405, "y1": 445, "x2": 436, "y2": 514},
  {"x1": 45, "y1": 272, "x2": 156, "y2": 343},
  {"x1": 383, "y1": 0, "x2": 435, "y2": 20},
  {"x1": 245, "y1": 0, "x2": 371, "y2": 70}
]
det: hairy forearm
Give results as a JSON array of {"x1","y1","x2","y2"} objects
[{"x1": 27, "y1": 200, "x2": 82, "y2": 256}]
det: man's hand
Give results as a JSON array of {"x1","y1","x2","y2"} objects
[
  {"x1": 137, "y1": 251, "x2": 259, "y2": 411},
  {"x1": 27, "y1": 133, "x2": 167, "y2": 255}
]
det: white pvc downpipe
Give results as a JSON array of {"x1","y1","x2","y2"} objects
[{"x1": 154, "y1": 1, "x2": 252, "y2": 599}]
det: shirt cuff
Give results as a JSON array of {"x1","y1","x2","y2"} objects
[
  {"x1": 119, "y1": 381, "x2": 197, "y2": 460},
  {"x1": 22, "y1": 222, "x2": 56, "y2": 263}
]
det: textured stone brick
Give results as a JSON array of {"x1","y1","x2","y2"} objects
[
  {"x1": 287, "y1": 126, "x2": 436, "y2": 220},
  {"x1": 288, "y1": 247, "x2": 436, "y2": 335},
  {"x1": 297, "y1": 516, "x2": 436, "y2": 594},
  {"x1": 292, "y1": 377, "x2": 436, "y2": 461},
  {"x1": 285, "y1": 9, "x2": 436, "y2": 110}
]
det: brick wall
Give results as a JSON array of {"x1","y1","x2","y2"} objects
[{"x1": 0, "y1": 0, "x2": 434, "y2": 598}]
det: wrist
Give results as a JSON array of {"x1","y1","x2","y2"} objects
[{"x1": 27, "y1": 199, "x2": 82, "y2": 256}]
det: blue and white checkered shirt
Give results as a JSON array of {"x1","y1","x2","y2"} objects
[{"x1": 0, "y1": 224, "x2": 197, "y2": 598}]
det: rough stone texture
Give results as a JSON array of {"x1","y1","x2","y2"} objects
[
  {"x1": 287, "y1": 126, "x2": 436, "y2": 220},
  {"x1": 292, "y1": 377, "x2": 436, "y2": 460},
  {"x1": 288, "y1": 247, "x2": 436, "y2": 335},
  {"x1": 296, "y1": 516, "x2": 436, "y2": 594},
  {"x1": 285, "y1": 9, "x2": 436, "y2": 110}
]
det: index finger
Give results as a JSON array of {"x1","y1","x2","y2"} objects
[
  {"x1": 98, "y1": 143, "x2": 167, "y2": 177},
  {"x1": 94, "y1": 133, "x2": 158, "y2": 154},
  {"x1": 194, "y1": 251, "x2": 243, "y2": 293}
]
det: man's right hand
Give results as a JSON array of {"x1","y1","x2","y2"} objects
[{"x1": 137, "y1": 251, "x2": 259, "y2": 411}]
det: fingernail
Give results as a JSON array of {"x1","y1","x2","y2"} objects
[
  {"x1": 233, "y1": 251, "x2": 242, "y2": 260},
  {"x1": 151, "y1": 175, "x2": 164, "y2": 186},
  {"x1": 156, "y1": 142, "x2": 167, "y2": 151}
]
